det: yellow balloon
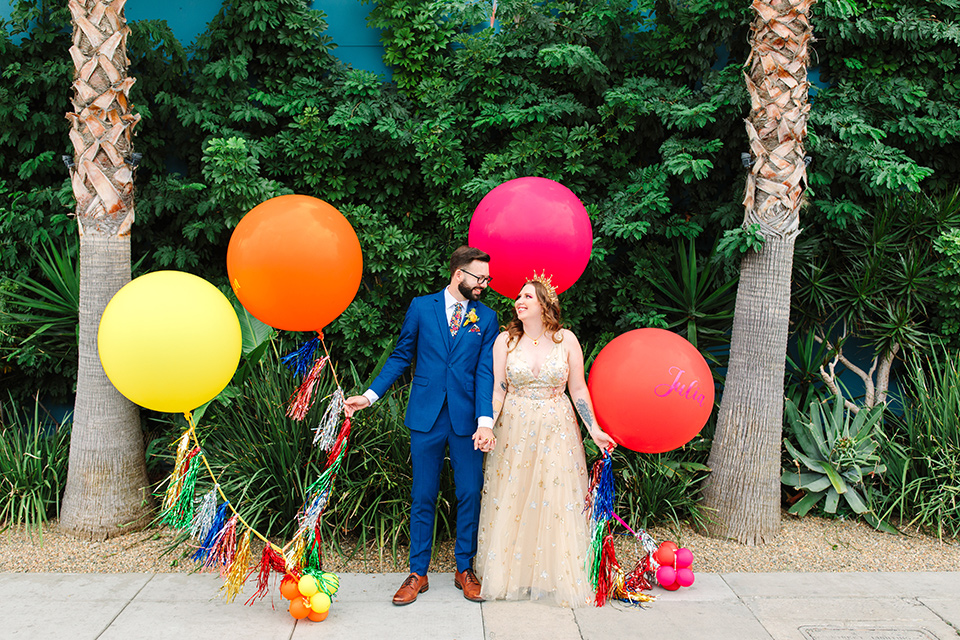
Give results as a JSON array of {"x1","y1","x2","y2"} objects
[
  {"x1": 319, "y1": 572, "x2": 340, "y2": 595},
  {"x1": 309, "y1": 591, "x2": 331, "y2": 613},
  {"x1": 98, "y1": 271, "x2": 242, "y2": 413},
  {"x1": 298, "y1": 574, "x2": 320, "y2": 598}
]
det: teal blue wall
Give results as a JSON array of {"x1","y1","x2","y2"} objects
[{"x1": 2, "y1": 0, "x2": 390, "y2": 77}]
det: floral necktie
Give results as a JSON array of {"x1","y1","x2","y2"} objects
[{"x1": 449, "y1": 302, "x2": 463, "y2": 337}]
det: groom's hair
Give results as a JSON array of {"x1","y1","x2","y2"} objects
[{"x1": 449, "y1": 246, "x2": 491, "y2": 276}]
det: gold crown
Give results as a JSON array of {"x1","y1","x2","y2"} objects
[{"x1": 530, "y1": 271, "x2": 559, "y2": 307}]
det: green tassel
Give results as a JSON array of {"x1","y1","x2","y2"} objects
[
  {"x1": 303, "y1": 527, "x2": 322, "y2": 573},
  {"x1": 588, "y1": 520, "x2": 605, "y2": 589},
  {"x1": 163, "y1": 454, "x2": 202, "y2": 529}
]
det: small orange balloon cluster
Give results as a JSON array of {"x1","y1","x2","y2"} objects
[
  {"x1": 280, "y1": 572, "x2": 340, "y2": 622},
  {"x1": 653, "y1": 541, "x2": 695, "y2": 591}
]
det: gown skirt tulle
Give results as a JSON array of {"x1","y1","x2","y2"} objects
[{"x1": 475, "y1": 339, "x2": 593, "y2": 607}]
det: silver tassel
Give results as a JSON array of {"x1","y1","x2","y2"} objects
[
  {"x1": 190, "y1": 485, "x2": 219, "y2": 541},
  {"x1": 313, "y1": 388, "x2": 344, "y2": 449}
]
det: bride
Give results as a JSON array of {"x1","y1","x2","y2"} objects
[{"x1": 473, "y1": 275, "x2": 616, "y2": 607}]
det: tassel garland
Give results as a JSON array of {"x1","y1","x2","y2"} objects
[
  {"x1": 286, "y1": 356, "x2": 329, "y2": 421},
  {"x1": 220, "y1": 529, "x2": 251, "y2": 603},
  {"x1": 313, "y1": 388, "x2": 344, "y2": 449},
  {"x1": 246, "y1": 544, "x2": 289, "y2": 605},
  {"x1": 207, "y1": 514, "x2": 239, "y2": 574},
  {"x1": 193, "y1": 501, "x2": 230, "y2": 564},
  {"x1": 162, "y1": 433, "x2": 192, "y2": 511},
  {"x1": 190, "y1": 486, "x2": 219, "y2": 541},
  {"x1": 162, "y1": 450, "x2": 202, "y2": 529},
  {"x1": 281, "y1": 337, "x2": 321, "y2": 377},
  {"x1": 157, "y1": 334, "x2": 354, "y2": 609}
]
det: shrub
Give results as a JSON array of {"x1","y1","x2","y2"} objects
[{"x1": 0, "y1": 393, "x2": 71, "y2": 536}]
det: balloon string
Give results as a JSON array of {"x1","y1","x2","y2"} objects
[
  {"x1": 318, "y1": 333, "x2": 341, "y2": 390},
  {"x1": 182, "y1": 411, "x2": 279, "y2": 552}
]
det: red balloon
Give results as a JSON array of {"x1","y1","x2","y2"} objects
[
  {"x1": 588, "y1": 328, "x2": 714, "y2": 453},
  {"x1": 661, "y1": 540, "x2": 679, "y2": 552},
  {"x1": 468, "y1": 177, "x2": 592, "y2": 298},
  {"x1": 227, "y1": 195, "x2": 362, "y2": 333},
  {"x1": 653, "y1": 546, "x2": 675, "y2": 567}
]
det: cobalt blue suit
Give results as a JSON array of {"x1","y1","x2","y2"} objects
[{"x1": 369, "y1": 290, "x2": 497, "y2": 575}]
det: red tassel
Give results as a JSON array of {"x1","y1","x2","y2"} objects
[
  {"x1": 207, "y1": 515, "x2": 238, "y2": 574},
  {"x1": 623, "y1": 553, "x2": 654, "y2": 592},
  {"x1": 286, "y1": 357, "x2": 328, "y2": 421},
  {"x1": 325, "y1": 417, "x2": 352, "y2": 467},
  {"x1": 245, "y1": 545, "x2": 288, "y2": 605},
  {"x1": 595, "y1": 533, "x2": 617, "y2": 607}
]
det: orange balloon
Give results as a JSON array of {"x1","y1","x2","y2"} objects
[
  {"x1": 289, "y1": 596, "x2": 311, "y2": 619},
  {"x1": 227, "y1": 194, "x2": 363, "y2": 333},
  {"x1": 307, "y1": 609, "x2": 329, "y2": 622},
  {"x1": 280, "y1": 575, "x2": 301, "y2": 600}
]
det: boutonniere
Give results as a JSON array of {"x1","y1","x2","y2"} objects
[{"x1": 462, "y1": 309, "x2": 479, "y2": 327}]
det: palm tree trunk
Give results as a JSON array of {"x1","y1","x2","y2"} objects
[
  {"x1": 701, "y1": 0, "x2": 813, "y2": 545},
  {"x1": 60, "y1": 0, "x2": 152, "y2": 539}
]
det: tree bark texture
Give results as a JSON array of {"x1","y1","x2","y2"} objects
[
  {"x1": 702, "y1": 235, "x2": 796, "y2": 544},
  {"x1": 60, "y1": 0, "x2": 151, "y2": 539},
  {"x1": 701, "y1": 0, "x2": 813, "y2": 545}
]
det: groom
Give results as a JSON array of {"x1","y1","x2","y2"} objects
[{"x1": 344, "y1": 246, "x2": 497, "y2": 605}]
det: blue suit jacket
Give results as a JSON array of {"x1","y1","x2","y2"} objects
[{"x1": 369, "y1": 291, "x2": 497, "y2": 436}]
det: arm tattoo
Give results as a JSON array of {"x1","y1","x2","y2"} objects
[
  {"x1": 500, "y1": 381, "x2": 507, "y2": 391},
  {"x1": 575, "y1": 398, "x2": 595, "y2": 429}
]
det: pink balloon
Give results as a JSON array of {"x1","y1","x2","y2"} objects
[
  {"x1": 656, "y1": 565, "x2": 676, "y2": 587},
  {"x1": 675, "y1": 547, "x2": 694, "y2": 569},
  {"x1": 468, "y1": 177, "x2": 592, "y2": 298},
  {"x1": 676, "y1": 568, "x2": 695, "y2": 587}
]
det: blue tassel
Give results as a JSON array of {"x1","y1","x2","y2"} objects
[
  {"x1": 594, "y1": 454, "x2": 615, "y2": 523},
  {"x1": 193, "y1": 502, "x2": 229, "y2": 564},
  {"x1": 281, "y1": 337, "x2": 321, "y2": 377}
]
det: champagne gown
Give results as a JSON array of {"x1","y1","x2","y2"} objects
[{"x1": 475, "y1": 338, "x2": 593, "y2": 607}]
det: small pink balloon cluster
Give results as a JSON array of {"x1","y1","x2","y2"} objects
[{"x1": 653, "y1": 541, "x2": 695, "y2": 591}]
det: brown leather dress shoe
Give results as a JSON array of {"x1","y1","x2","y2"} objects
[
  {"x1": 392, "y1": 572, "x2": 429, "y2": 606},
  {"x1": 454, "y1": 568, "x2": 484, "y2": 602}
]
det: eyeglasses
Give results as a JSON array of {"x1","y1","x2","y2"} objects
[{"x1": 460, "y1": 268, "x2": 493, "y2": 285}]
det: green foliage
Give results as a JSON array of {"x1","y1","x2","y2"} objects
[
  {"x1": 792, "y1": 189, "x2": 960, "y2": 362},
  {"x1": 878, "y1": 345, "x2": 960, "y2": 539},
  {"x1": 0, "y1": 240, "x2": 79, "y2": 401},
  {"x1": 5, "y1": 0, "x2": 960, "y2": 540},
  {"x1": 602, "y1": 438, "x2": 712, "y2": 531},
  {"x1": 809, "y1": 1, "x2": 960, "y2": 218},
  {"x1": 781, "y1": 395, "x2": 891, "y2": 530},
  {"x1": 195, "y1": 342, "x2": 341, "y2": 539},
  {"x1": 0, "y1": 393, "x2": 71, "y2": 536},
  {"x1": 717, "y1": 223, "x2": 765, "y2": 257},
  {"x1": 933, "y1": 218, "x2": 960, "y2": 346},
  {"x1": 643, "y1": 239, "x2": 737, "y2": 356}
]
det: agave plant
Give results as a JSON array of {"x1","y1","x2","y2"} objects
[{"x1": 781, "y1": 395, "x2": 892, "y2": 530}]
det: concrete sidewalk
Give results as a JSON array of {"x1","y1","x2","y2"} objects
[{"x1": 3, "y1": 572, "x2": 959, "y2": 640}]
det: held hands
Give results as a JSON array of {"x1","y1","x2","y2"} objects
[
  {"x1": 472, "y1": 426, "x2": 497, "y2": 453},
  {"x1": 343, "y1": 395, "x2": 371, "y2": 418},
  {"x1": 590, "y1": 428, "x2": 618, "y2": 453}
]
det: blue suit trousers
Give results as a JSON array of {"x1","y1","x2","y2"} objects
[{"x1": 408, "y1": 401, "x2": 484, "y2": 575}]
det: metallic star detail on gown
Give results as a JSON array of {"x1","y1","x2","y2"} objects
[{"x1": 475, "y1": 339, "x2": 592, "y2": 607}]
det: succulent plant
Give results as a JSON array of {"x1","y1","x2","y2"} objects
[{"x1": 781, "y1": 395, "x2": 888, "y2": 524}]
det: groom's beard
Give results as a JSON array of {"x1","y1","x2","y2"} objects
[{"x1": 458, "y1": 281, "x2": 484, "y2": 301}]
